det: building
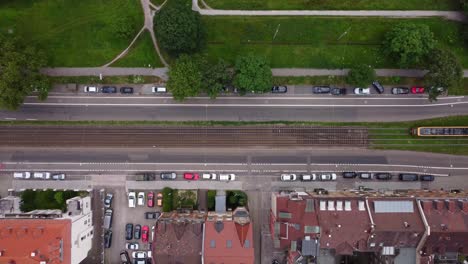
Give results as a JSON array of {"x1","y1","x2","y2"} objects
[
  {"x1": 203, "y1": 207, "x2": 254, "y2": 264},
  {"x1": 0, "y1": 196, "x2": 93, "y2": 264},
  {"x1": 419, "y1": 198, "x2": 468, "y2": 263},
  {"x1": 153, "y1": 210, "x2": 206, "y2": 264}
]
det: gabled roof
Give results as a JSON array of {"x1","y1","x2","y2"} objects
[{"x1": 0, "y1": 218, "x2": 72, "y2": 264}]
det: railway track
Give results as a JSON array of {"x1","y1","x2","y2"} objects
[{"x1": 0, "y1": 125, "x2": 369, "y2": 147}]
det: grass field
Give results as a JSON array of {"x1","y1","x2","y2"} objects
[
  {"x1": 0, "y1": 0, "x2": 143, "y2": 67},
  {"x1": 202, "y1": 17, "x2": 468, "y2": 68},
  {"x1": 111, "y1": 31, "x2": 163, "y2": 67},
  {"x1": 202, "y1": 0, "x2": 459, "y2": 10}
]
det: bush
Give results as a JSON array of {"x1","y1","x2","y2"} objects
[
  {"x1": 20, "y1": 190, "x2": 79, "y2": 212},
  {"x1": 346, "y1": 64, "x2": 376, "y2": 87},
  {"x1": 226, "y1": 191, "x2": 248, "y2": 210},
  {"x1": 234, "y1": 54, "x2": 272, "y2": 94},
  {"x1": 162, "y1": 187, "x2": 174, "y2": 212},
  {"x1": 207, "y1": 190, "x2": 216, "y2": 211}
]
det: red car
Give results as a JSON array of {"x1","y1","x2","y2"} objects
[
  {"x1": 411, "y1": 87, "x2": 425, "y2": 94},
  {"x1": 147, "y1": 192, "x2": 154, "y2": 207},
  {"x1": 183, "y1": 172, "x2": 199, "y2": 180},
  {"x1": 141, "y1": 225, "x2": 149, "y2": 243}
]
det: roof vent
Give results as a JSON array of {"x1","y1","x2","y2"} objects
[
  {"x1": 441, "y1": 224, "x2": 448, "y2": 231},
  {"x1": 404, "y1": 222, "x2": 410, "y2": 228},
  {"x1": 31, "y1": 251, "x2": 37, "y2": 257}
]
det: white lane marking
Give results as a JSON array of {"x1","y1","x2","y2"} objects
[
  {"x1": 22, "y1": 101, "x2": 468, "y2": 107},
  {"x1": 26, "y1": 119, "x2": 37, "y2": 121},
  {"x1": 28, "y1": 95, "x2": 465, "y2": 100},
  {"x1": 4, "y1": 118, "x2": 16, "y2": 120}
]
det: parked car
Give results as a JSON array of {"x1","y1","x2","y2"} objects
[
  {"x1": 33, "y1": 172, "x2": 51, "y2": 180},
  {"x1": 399, "y1": 173, "x2": 419, "y2": 181},
  {"x1": 104, "y1": 193, "x2": 114, "y2": 208},
  {"x1": 183, "y1": 172, "x2": 200, "y2": 180},
  {"x1": 160, "y1": 172, "x2": 177, "y2": 180},
  {"x1": 147, "y1": 192, "x2": 154, "y2": 207},
  {"x1": 52, "y1": 173, "x2": 65, "y2": 180},
  {"x1": 141, "y1": 226, "x2": 149, "y2": 243},
  {"x1": 313, "y1": 86, "x2": 331, "y2": 94},
  {"x1": 13, "y1": 172, "x2": 31, "y2": 179},
  {"x1": 342, "y1": 172, "x2": 357, "y2": 179},
  {"x1": 132, "y1": 251, "x2": 147, "y2": 259},
  {"x1": 280, "y1": 174, "x2": 297, "y2": 181},
  {"x1": 151, "y1": 86, "x2": 167, "y2": 93},
  {"x1": 137, "y1": 192, "x2": 145, "y2": 206},
  {"x1": 320, "y1": 173, "x2": 337, "y2": 181},
  {"x1": 391, "y1": 87, "x2": 409, "y2": 94},
  {"x1": 101, "y1": 86, "x2": 117, "y2": 93},
  {"x1": 219, "y1": 174, "x2": 236, "y2": 181},
  {"x1": 372, "y1": 81, "x2": 384, "y2": 94},
  {"x1": 411, "y1": 86, "x2": 425, "y2": 94},
  {"x1": 128, "y1": 192, "x2": 136, "y2": 208},
  {"x1": 271, "y1": 86, "x2": 287, "y2": 93},
  {"x1": 134, "y1": 224, "x2": 141, "y2": 240},
  {"x1": 157, "y1": 193, "x2": 163, "y2": 207},
  {"x1": 331, "y1": 88, "x2": 346, "y2": 96},
  {"x1": 300, "y1": 174, "x2": 316, "y2": 181},
  {"x1": 145, "y1": 212, "x2": 161, "y2": 220},
  {"x1": 120, "y1": 250, "x2": 131, "y2": 264},
  {"x1": 420, "y1": 174, "x2": 435, "y2": 181},
  {"x1": 120, "y1": 87, "x2": 134, "y2": 94},
  {"x1": 104, "y1": 230, "x2": 112, "y2": 248},
  {"x1": 375, "y1": 173, "x2": 392, "y2": 180},
  {"x1": 358, "y1": 172, "x2": 373, "y2": 180},
  {"x1": 84, "y1": 86, "x2": 98, "y2": 93},
  {"x1": 202, "y1": 173, "x2": 217, "y2": 180},
  {"x1": 354, "y1": 88, "x2": 370, "y2": 95},
  {"x1": 126, "y1": 242, "x2": 139, "y2": 250},
  {"x1": 125, "y1": 224, "x2": 134, "y2": 240}
]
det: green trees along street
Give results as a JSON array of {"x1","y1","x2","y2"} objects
[
  {"x1": 346, "y1": 64, "x2": 376, "y2": 87},
  {"x1": 234, "y1": 54, "x2": 273, "y2": 95}
]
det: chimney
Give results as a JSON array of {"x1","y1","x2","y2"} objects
[
  {"x1": 404, "y1": 222, "x2": 410, "y2": 228},
  {"x1": 434, "y1": 200, "x2": 444, "y2": 211},
  {"x1": 446, "y1": 200, "x2": 456, "y2": 213}
]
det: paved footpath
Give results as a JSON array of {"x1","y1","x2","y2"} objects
[{"x1": 192, "y1": 0, "x2": 466, "y2": 22}]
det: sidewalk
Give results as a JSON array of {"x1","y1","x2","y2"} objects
[{"x1": 41, "y1": 67, "x2": 169, "y2": 79}]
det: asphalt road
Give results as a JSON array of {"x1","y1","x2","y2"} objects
[{"x1": 0, "y1": 95, "x2": 467, "y2": 122}]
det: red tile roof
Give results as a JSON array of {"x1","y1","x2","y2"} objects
[
  {"x1": 0, "y1": 219, "x2": 71, "y2": 264},
  {"x1": 204, "y1": 220, "x2": 254, "y2": 264}
]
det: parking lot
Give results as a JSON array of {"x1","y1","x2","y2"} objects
[{"x1": 104, "y1": 186, "x2": 162, "y2": 264}]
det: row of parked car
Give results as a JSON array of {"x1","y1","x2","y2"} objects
[
  {"x1": 13, "y1": 172, "x2": 66, "y2": 180},
  {"x1": 156, "y1": 172, "x2": 236, "y2": 181},
  {"x1": 84, "y1": 86, "x2": 166, "y2": 94},
  {"x1": 280, "y1": 172, "x2": 435, "y2": 182},
  {"x1": 128, "y1": 191, "x2": 163, "y2": 208}
]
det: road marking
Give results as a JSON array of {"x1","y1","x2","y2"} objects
[
  {"x1": 4, "y1": 118, "x2": 16, "y2": 120},
  {"x1": 26, "y1": 119, "x2": 38, "y2": 121},
  {"x1": 22, "y1": 101, "x2": 468, "y2": 107}
]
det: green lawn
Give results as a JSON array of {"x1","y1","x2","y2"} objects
[
  {"x1": 0, "y1": 0, "x2": 143, "y2": 67},
  {"x1": 151, "y1": 0, "x2": 167, "y2": 6},
  {"x1": 202, "y1": 0, "x2": 459, "y2": 10},
  {"x1": 202, "y1": 17, "x2": 468, "y2": 68},
  {"x1": 111, "y1": 30, "x2": 164, "y2": 67}
]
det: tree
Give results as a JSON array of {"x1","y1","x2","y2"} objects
[
  {"x1": 154, "y1": 0, "x2": 204, "y2": 56},
  {"x1": 383, "y1": 23, "x2": 435, "y2": 67},
  {"x1": 167, "y1": 54, "x2": 203, "y2": 100},
  {"x1": 234, "y1": 54, "x2": 272, "y2": 94},
  {"x1": 201, "y1": 59, "x2": 231, "y2": 99},
  {"x1": 0, "y1": 34, "x2": 49, "y2": 110},
  {"x1": 346, "y1": 64, "x2": 375, "y2": 87},
  {"x1": 425, "y1": 49, "x2": 462, "y2": 101}
]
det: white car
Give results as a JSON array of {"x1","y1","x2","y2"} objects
[
  {"x1": 13, "y1": 172, "x2": 31, "y2": 179},
  {"x1": 84, "y1": 86, "x2": 98, "y2": 93},
  {"x1": 128, "y1": 192, "x2": 136, "y2": 208},
  {"x1": 33, "y1": 172, "x2": 51, "y2": 180},
  {"x1": 137, "y1": 192, "x2": 145, "y2": 206},
  {"x1": 126, "y1": 242, "x2": 139, "y2": 250},
  {"x1": 280, "y1": 174, "x2": 297, "y2": 181},
  {"x1": 202, "y1": 173, "x2": 217, "y2": 180},
  {"x1": 132, "y1": 251, "x2": 147, "y2": 259},
  {"x1": 320, "y1": 173, "x2": 337, "y2": 181},
  {"x1": 354, "y1": 88, "x2": 370, "y2": 95},
  {"x1": 219, "y1": 174, "x2": 235, "y2": 181},
  {"x1": 151, "y1": 86, "x2": 167, "y2": 93}
]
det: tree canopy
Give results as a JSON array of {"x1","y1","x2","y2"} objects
[
  {"x1": 346, "y1": 64, "x2": 375, "y2": 87},
  {"x1": 154, "y1": 0, "x2": 204, "y2": 56},
  {"x1": 234, "y1": 54, "x2": 272, "y2": 94},
  {"x1": 425, "y1": 49, "x2": 462, "y2": 89},
  {"x1": 382, "y1": 23, "x2": 435, "y2": 67},
  {"x1": 201, "y1": 59, "x2": 231, "y2": 99},
  {"x1": 167, "y1": 54, "x2": 203, "y2": 100},
  {"x1": 0, "y1": 34, "x2": 49, "y2": 110}
]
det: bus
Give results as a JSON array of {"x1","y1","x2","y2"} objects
[{"x1": 411, "y1": 127, "x2": 468, "y2": 137}]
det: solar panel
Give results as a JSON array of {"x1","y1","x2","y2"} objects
[{"x1": 374, "y1": 201, "x2": 414, "y2": 213}]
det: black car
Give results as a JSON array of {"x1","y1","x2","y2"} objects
[
  {"x1": 101, "y1": 86, "x2": 117, "y2": 93},
  {"x1": 399, "y1": 173, "x2": 418, "y2": 181},
  {"x1": 134, "y1": 224, "x2": 141, "y2": 240},
  {"x1": 120, "y1": 250, "x2": 131, "y2": 264},
  {"x1": 313, "y1": 86, "x2": 331, "y2": 94},
  {"x1": 120, "y1": 87, "x2": 134, "y2": 94},
  {"x1": 375, "y1": 173, "x2": 392, "y2": 180},
  {"x1": 125, "y1": 223, "x2": 133, "y2": 240},
  {"x1": 420, "y1": 174, "x2": 435, "y2": 181},
  {"x1": 342, "y1": 172, "x2": 357, "y2": 178},
  {"x1": 391, "y1": 87, "x2": 409, "y2": 94},
  {"x1": 104, "y1": 230, "x2": 112, "y2": 248},
  {"x1": 145, "y1": 212, "x2": 161, "y2": 219},
  {"x1": 372, "y1": 81, "x2": 384, "y2": 94},
  {"x1": 331, "y1": 88, "x2": 346, "y2": 96},
  {"x1": 271, "y1": 86, "x2": 287, "y2": 93},
  {"x1": 358, "y1": 172, "x2": 373, "y2": 179}
]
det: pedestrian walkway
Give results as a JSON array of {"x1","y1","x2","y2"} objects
[{"x1": 192, "y1": 0, "x2": 466, "y2": 22}]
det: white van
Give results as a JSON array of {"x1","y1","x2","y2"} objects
[
  {"x1": 202, "y1": 173, "x2": 217, "y2": 180},
  {"x1": 219, "y1": 174, "x2": 235, "y2": 181},
  {"x1": 14, "y1": 172, "x2": 31, "y2": 179},
  {"x1": 151, "y1": 86, "x2": 167, "y2": 93}
]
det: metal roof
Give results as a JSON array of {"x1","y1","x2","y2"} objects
[
  {"x1": 374, "y1": 201, "x2": 414, "y2": 213},
  {"x1": 301, "y1": 238, "x2": 319, "y2": 256}
]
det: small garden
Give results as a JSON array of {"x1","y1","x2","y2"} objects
[
  {"x1": 161, "y1": 187, "x2": 198, "y2": 212},
  {"x1": 207, "y1": 190, "x2": 248, "y2": 211},
  {"x1": 20, "y1": 189, "x2": 81, "y2": 212}
]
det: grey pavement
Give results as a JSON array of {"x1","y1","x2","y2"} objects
[{"x1": 40, "y1": 67, "x2": 169, "y2": 80}]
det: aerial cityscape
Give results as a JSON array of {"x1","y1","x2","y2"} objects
[{"x1": 0, "y1": 0, "x2": 468, "y2": 264}]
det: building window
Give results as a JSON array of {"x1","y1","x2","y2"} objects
[
  {"x1": 226, "y1": 240, "x2": 232, "y2": 248},
  {"x1": 210, "y1": 240, "x2": 216, "y2": 248},
  {"x1": 244, "y1": 240, "x2": 250, "y2": 248}
]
